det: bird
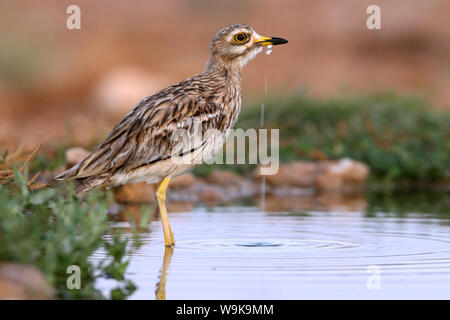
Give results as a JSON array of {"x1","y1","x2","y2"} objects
[{"x1": 55, "y1": 24, "x2": 288, "y2": 247}]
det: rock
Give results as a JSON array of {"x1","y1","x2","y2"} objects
[
  {"x1": 255, "y1": 161, "x2": 317, "y2": 188},
  {"x1": 316, "y1": 164, "x2": 343, "y2": 190},
  {"x1": 114, "y1": 182, "x2": 155, "y2": 203},
  {"x1": 255, "y1": 158, "x2": 369, "y2": 192},
  {"x1": 339, "y1": 158, "x2": 370, "y2": 184},
  {"x1": 109, "y1": 203, "x2": 157, "y2": 229},
  {"x1": 0, "y1": 263, "x2": 54, "y2": 300},
  {"x1": 167, "y1": 171, "x2": 258, "y2": 204},
  {"x1": 65, "y1": 147, "x2": 90, "y2": 167},
  {"x1": 316, "y1": 158, "x2": 370, "y2": 191},
  {"x1": 170, "y1": 173, "x2": 197, "y2": 190},
  {"x1": 206, "y1": 170, "x2": 245, "y2": 187},
  {"x1": 168, "y1": 176, "x2": 258, "y2": 204}
]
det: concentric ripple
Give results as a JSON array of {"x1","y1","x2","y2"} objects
[
  {"x1": 174, "y1": 238, "x2": 360, "y2": 252},
  {"x1": 95, "y1": 208, "x2": 450, "y2": 299}
]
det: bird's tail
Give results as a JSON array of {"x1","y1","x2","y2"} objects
[
  {"x1": 55, "y1": 165, "x2": 108, "y2": 195},
  {"x1": 72, "y1": 177, "x2": 107, "y2": 194},
  {"x1": 54, "y1": 164, "x2": 80, "y2": 181}
]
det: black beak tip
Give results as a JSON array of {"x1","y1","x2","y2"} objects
[{"x1": 271, "y1": 37, "x2": 288, "y2": 45}]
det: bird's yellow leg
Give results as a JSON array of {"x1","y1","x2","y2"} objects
[{"x1": 156, "y1": 177, "x2": 175, "y2": 247}]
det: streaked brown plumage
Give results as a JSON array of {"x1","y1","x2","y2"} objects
[{"x1": 56, "y1": 24, "x2": 287, "y2": 246}]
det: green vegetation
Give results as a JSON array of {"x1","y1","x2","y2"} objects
[
  {"x1": 366, "y1": 190, "x2": 450, "y2": 218},
  {"x1": 1, "y1": 92, "x2": 449, "y2": 300},
  {"x1": 31, "y1": 146, "x2": 67, "y2": 173},
  {"x1": 0, "y1": 166, "x2": 146, "y2": 299},
  {"x1": 233, "y1": 92, "x2": 449, "y2": 184}
]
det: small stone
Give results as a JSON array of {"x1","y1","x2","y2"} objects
[
  {"x1": 170, "y1": 173, "x2": 197, "y2": 189},
  {"x1": 114, "y1": 182, "x2": 155, "y2": 203},
  {"x1": 65, "y1": 147, "x2": 90, "y2": 167},
  {"x1": 0, "y1": 263, "x2": 54, "y2": 300},
  {"x1": 206, "y1": 170, "x2": 245, "y2": 187},
  {"x1": 254, "y1": 158, "x2": 369, "y2": 192},
  {"x1": 255, "y1": 161, "x2": 318, "y2": 188},
  {"x1": 316, "y1": 158, "x2": 370, "y2": 191},
  {"x1": 197, "y1": 188, "x2": 223, "y2": 205}
]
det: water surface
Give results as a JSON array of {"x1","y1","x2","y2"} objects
[{"x1": 96, "y1": 192, "x2": 450, "y2": 299}]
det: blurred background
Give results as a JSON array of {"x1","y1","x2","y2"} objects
[
  {"x1": 1, "y1": 0, "x2": 450, "y2": 300},
  {"x1": 1, "y1": 0, "x2": 449, "y2": 148}
]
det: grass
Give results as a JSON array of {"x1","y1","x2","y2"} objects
[
  {"x1": 0, "y1": 151, "x2": 148, "y2": 299},
  {"x1": 211, "y1": 92, "x2": 450, "y2": 184}
]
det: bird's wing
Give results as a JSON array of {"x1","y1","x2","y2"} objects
[{"x1": 56, "y1": 91, "x2": 224, "y2": 181}]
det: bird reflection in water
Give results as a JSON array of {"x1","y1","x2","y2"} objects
[{"x1": 155, "y1": 246, "x2": 174, "y2": 300}]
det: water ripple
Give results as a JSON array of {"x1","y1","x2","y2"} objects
[{"x1": 95, "y1": 208, "x2": 450, "y2": 299}]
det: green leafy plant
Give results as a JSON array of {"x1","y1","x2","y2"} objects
[
  {"x1": 0, "y1": 168, "x2": 142, "y2": 299},
  {"x1": 236, "y1": 92, "x2": 450, "y2": 184}
]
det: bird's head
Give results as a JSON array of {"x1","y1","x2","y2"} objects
[{"x1": 208, "y1": 24, "x2": 288, "y2": 70}]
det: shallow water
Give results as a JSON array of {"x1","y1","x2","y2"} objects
[{"x1": 96, "y1": 193, "x2": 450, "y2": 299}]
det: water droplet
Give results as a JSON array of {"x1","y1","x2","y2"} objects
[{"x1": 265, "y1": 45, "x2": 273, "y2": 55}]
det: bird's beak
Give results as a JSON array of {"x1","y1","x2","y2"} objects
[{"x1": 254, "y1": 36, "x2": 288, "y2": 46}]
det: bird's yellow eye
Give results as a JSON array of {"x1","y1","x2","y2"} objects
[{"x1": 233, "y1": 32, "x2": 249, "y2": 44}]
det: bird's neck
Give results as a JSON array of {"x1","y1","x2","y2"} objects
[{"x1": 204, "y1": 57, "x2": 242, "y2": 91}]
